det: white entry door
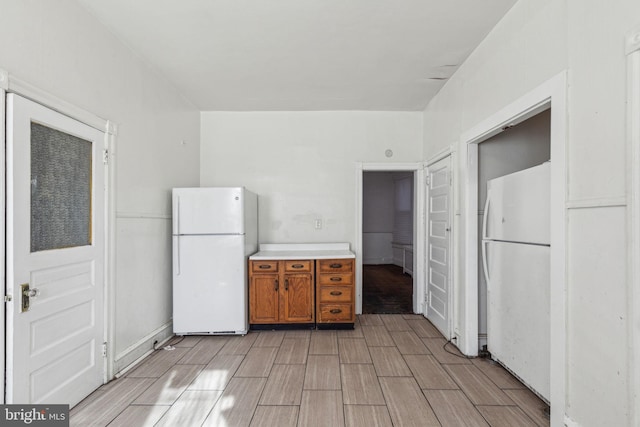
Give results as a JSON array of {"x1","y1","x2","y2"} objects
[
  {"x1": 426, "y1": 156, "x2": 452, "y2": 338},
  {"x1": 6, "y1": 94, "x2": 106, "y2": 406}
]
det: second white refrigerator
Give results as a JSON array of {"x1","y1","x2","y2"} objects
[
  {"x1": 482, "y1": 162, "x2": 550, "y2": 402},
  {"x1": 172, "y1": 187, "x2": 258, "y2": 335}
]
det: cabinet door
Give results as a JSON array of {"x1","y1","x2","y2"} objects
[
  {"x1": 281, "y1": 273, "x2": 314, "y2": 323},
  {"x1": 250, "y1": 274, "x2": 279, "y2": 323}
]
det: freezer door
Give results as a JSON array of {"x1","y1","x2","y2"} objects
[
  {"x1": 173, "y1": 187, "x2": 246, "y2": 235},
  {"x1": 486, "y1": 240, "x2": 550, "y2": 401},
  {"x1": 173, "y1": 235, "x2": 248, "y2": 334},
  {"x1": 484, "y1": 163, "x2": 550, "y2": 245}
]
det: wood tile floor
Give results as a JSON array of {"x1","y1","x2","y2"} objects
[{"x1": 71, "y1": 315, "x2": 550, "y2": 427}]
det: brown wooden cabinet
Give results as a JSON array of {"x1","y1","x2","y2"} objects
[
  {"x1": 316, "y1": 259, "x2": 355, "y2": 325},
  {"x1": 249, "y1": 260, "x2": 314, "y2": 325}
]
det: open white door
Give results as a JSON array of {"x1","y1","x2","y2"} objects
[
  {"x1": 426, "y1": 156, "x2": 452, "y2": 338},
  {"x1": 6, "y1": 94, "x2": 106, "y2": 406}
]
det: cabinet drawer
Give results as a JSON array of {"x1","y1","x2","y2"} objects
[
  {"x1": 319, "y1": 286, "x2": 352, "y2": 303},
  {"x1": 251, "y1": 261, "x2": 279, "y2": 273},
  {"x1": 284, "y1": 260, "x2": 312, "y2": 272},
  {"x1": 318, "y1": 259, "x2": 353, "y2": 273},
  {"x1": 318, "y1": 304, "x2": 353, "y2": 322},
  {"x1": 318, "y1": 273, "x2": 353, "y2": 286}
]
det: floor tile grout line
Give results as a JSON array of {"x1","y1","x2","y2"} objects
[
  {"x1": 441, "y1": 362, "x2": 485, "y2": 408},
  {"x1": 196, "y1": 389, "x2": 222, "y2": 427},
  {"x1": 87, "y1": 378, "x2": 157, "y2": 426},
  {"x1": 420, "y1": 388, "x2": 446, "y2": 427},
  {"x1": 460, "y1": 361, "x2": 518, "y2": 405},
  {"x1": 477, "y1": 401, "x2": 546, "y2": 426},
  {"x1": 245, "y1": 335, "x2": 266, "y2": 426},
  {"x1": 470, "y1": 357, "x2": 528, "y2": 395}
]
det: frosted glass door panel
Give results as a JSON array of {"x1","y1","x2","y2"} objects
[{"x1": 30, "y1": 122, "x2": 92, "y2": 252}]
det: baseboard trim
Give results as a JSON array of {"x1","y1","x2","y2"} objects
[
  {"x1": 363, "y1": 257, "x2": 394, "y2": 265},
  {"x1": 114, "y1": 321, "x2": 173, "y2": 376}
]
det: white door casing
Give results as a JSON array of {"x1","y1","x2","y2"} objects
[
  {"x1": 627, "y1": 27, "x2": 640, "y2": 427},
  {"x1": 6, "y1": 94, "x2": 106, "y2": 406},
  {"x1": 0, "y1": 80, "x2": 5, "y2": 405},
  {"x1": 355, "y1": 163, "x2": 426, "y2": 314},
  {"x1": 426, "y1": 156, "x2": 452, "y2": 338}
]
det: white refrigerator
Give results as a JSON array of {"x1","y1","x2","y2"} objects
[
  {"x1": 172, "y1": 187, "x2": 258, "y2": 335},
  {"x1": 482, "y1": 162, "x2": 550, "y2": 402}
]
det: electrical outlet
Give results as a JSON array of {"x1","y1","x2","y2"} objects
[{"x1": 315, "y1": 219, "x2": 322, "y2": 229}]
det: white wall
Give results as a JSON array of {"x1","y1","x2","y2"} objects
[
  {"x1": 0, "y1": 0, "x2": 201, "y2": 373},
  {"x1": 422, "y1": 0, "x2": 638, "y2": 424},
  {"x1": 363, "y1": 172, "x2": 395, "y2": 264},
  {"x1": 200, "y1": 111, "x2": 423, "y2": 249}
]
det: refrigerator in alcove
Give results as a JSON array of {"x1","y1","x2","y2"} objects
[
  {"x1": 482, "y1": 162, "x2": 550, "y2": 402},
  {"x1": 172, "y1": 187, "x2": 258, "y2": 335}
]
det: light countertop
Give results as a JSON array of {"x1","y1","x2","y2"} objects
[{"x1": 249, "y1": 243, "x2": 355, "y2": 260}]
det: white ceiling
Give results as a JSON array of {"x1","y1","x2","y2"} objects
[{"x1": 76, "y1": 0, "x2": 516, "y2": 111}]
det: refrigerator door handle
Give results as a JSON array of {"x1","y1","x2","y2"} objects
[
  {"x1": 482, "y1": 192, "x2": 491, "y2": 285},
  {"x1": 482, "y1": 191, "x2": 491, "y2": 240},
  {"x1": 175, "y1": 236, "x2": 181, "y2": 276},
  {"x1": 174, "y1": 195, "x2": 181, "y2": 275},
  {"x1": 482, "y1": 239, "x2": 490, "y2": 285},
  {"x1": 176, "y1": 196, "x2": 181, "y2": 236}
]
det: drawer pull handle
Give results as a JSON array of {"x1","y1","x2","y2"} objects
[
  {"x1": 259, "y1": 265, "x2": 271, "y2": 269},
  {"x1": 330, "y1": 277, "x2": 342, "y2": 282},
  {"x1": 330, "y1": 308, "x2": 342, "y2": 314},
  {"x1": 330, "y1": 291, "x2": 342, "y2": 296},
  {"x1": 291, "y1": 264, "x2": 304, "y2": 269},
  {"x1": 285, "y1": 278, "x2": 289, "y2": 291},
  {"x1": 330, "y1": 263, "x2": 342, "y2": 269},
  {"x1": 274, "y1": 278, "x2": 279, "y2": 291}
]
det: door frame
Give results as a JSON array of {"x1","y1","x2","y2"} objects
[
  {"x1": 355, "y1": 162, "x2": 425, "y2": 314},
  {"x1": 461, "y1": 71, "x2": 567, "y2": 425},
  {"x1": 626, "y1": 27, "x2": 640, "y2": 427},
  {"x1": 0, "y1": 69, "x2": 118, "y2": 390},
  {"x1": 425, "y1": 150, "x2": 454, "y2": 339}
]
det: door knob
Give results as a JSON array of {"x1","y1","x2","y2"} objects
[
  {"x1": 24, "y1": 288, "x2": 40, "y2": 298},
  {"x1": 20, "y1": 283, "x2": 39, "y2": 312}
]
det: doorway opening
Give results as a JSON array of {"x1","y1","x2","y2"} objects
[
  {"x1": 477, "y1": 109, "x2": 551, "y2": 351},
  {"x1": 355, "y1": 163, "x2": 425, "y2": 316},
  {"x1": 477, "y1": 109, "x2": 551, "y2": 408},
  {"x1": 362, "y1": 171, "x2": 414, "y2": 314}
]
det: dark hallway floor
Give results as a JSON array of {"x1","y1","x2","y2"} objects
[{"x1": 362, "y1": 264, "x2": 413, "y2": 314}]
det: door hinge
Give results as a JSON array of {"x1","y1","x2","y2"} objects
[
  {"x1": 426, "y1": 175, "x2": 431, "y2": 186},
  {"x1": 103, "y1": 149, "x2": 109, "y2": 165},
  {"x1": 102, "y1": 342, "x2": 108, "y2": 357},
  {"x1": 4, "y1": 295, "x2": 11, "y2": 302}
]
